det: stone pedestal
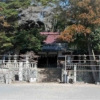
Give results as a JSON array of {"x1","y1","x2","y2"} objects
[
  {"x1": 29, "y1": 78, "x2": 37, "y2": 83},
  {"x1": 5, "y1": 73, "x2": 12, "y2": 84},
  {"x1": 29, "y1": 69, "x2": 37, "y2": 83}
]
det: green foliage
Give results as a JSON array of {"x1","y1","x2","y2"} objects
[
  {"x1": 58, "y1": 0, "x2": 100, "y2": 54},
  {"x1": 0, "y1": 0, "x2": 31, "y2": 53},
  {"x1": 1, "y1": 0, "x2": 31, "y2": 23},
  {"x1": 0, "y1": 32, "x2": 13, "y2": 52},
  {"x1": 14, "y1": 28, "x2": 46, "y2": 51},
  {"x1": 91, "y1": 28, "x2": 100, "y2": 52},
  {"x1": 0, "y1": 0, "x2": 60, "y2": 53},
  {"x1": 37, "y1": 0, "x2": 59, "y2": 5}
]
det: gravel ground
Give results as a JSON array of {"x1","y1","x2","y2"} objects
[{"x1": 0, "y1": 83, "x2": 100, "y2": 100}]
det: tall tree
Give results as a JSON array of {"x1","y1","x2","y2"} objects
[
  {"x1": 0, "y1": 3, "x2": 14, "y2": 53},
  {"x1": 0, "y1": 0, "x2": 45, "y2": 54},
  {"x1": 0, "y1": 1, "x2": 25, "y2": 53},
  {"x1": 92, "y1": 28, "x2": 100, "y2": 53},
  {"x1": 13, "y1": 28, "x2": 46, "y2": 55},
  {"x1": 58, "y1": 0, "x2": 100, "y2": 82}
]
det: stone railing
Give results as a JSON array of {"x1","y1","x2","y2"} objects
[
  {"x1": 0, "y1": 54, "x2": 38, "y2": 84},
  {"x1": 62, "y1": 55, "x2": 100, "y2": 84}
]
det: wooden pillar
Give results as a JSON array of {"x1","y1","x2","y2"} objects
[{"x1": 47, "y1": 52, "x2": 48, "y2": 67}]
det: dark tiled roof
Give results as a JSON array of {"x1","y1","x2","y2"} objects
[{"x1": 42, "y1": 43, "x2": 67, "y2": 51}]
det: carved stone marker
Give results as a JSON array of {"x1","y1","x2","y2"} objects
[
  {"x1": 29, "y1": 70, "x2": 37, "y2": 83},
  {"x1": 5, "y1": 73, "x2": 12, "y2": 84}
]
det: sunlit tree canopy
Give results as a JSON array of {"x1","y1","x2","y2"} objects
[{"x1": 59, "y1": 0, "x2": 100, "y2": 42}]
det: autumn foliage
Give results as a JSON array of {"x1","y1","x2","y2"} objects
[
  {"x1": 0, "y1": 7, "x2": 10, "y2": 31},
  {"x1": 58, "y1": 0, "x2": 100, "y2": 42}
]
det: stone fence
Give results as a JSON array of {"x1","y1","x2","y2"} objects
[
  {"x1": 61, "y1": 55, "x2": 100, "y2": 84},
  {"x1": 0, "y1": 54, "x2": 38, "y2": 84}
]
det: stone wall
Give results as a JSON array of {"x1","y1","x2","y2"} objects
[
  {"x1": 37, "y1": 68, "x2": 61, "y2": 82},
  {"x1": 76, "y1": 67, "x2": 94, "y2": 83}
]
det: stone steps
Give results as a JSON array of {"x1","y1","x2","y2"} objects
[{"x1": 37, "y1": 68, "x2": 61, "y2": 82}]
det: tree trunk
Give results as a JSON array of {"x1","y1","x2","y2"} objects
[{"x1": 87, "y1": 41, "x2": 97, "y2": 82}]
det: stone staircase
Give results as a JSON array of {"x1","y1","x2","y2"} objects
[{"x1": 37, "y1": 68, "x2": 61, "y2": 82}]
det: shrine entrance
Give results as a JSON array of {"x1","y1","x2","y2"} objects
[{"x1": 38, "y1": 52, "x2": 57, "y2": 68}]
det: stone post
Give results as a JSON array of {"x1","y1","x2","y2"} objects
[
  {"x1": 3, "y1": 55, "x2": 5, "y2": 67},
  {"x1": 19, "y1": 62, "x2": 23, "y2": 81},
  {"x1": 99, "y1": 55, "x2": 100, "y2": 82},
  {"x1": 8, "y1": 54, "x2": 11, "y2": 68},
  {"x1": 14, "y1": 54, "x2": 17, "y2": 63},
  {"x1": 61, "y1": 68, "x2": 63, "y2": 83},
  {"x1": 25, "y1": 55, "x2": 29, "y2": 81},
  {"x1": 67, "y1": 55, "x2": 71, "y2": 64},
  {"x1": 5, "y1": 73, "x2": 9, "y2": 84},
  {"x1": 74, "y1": 64, "x2": 77, "y2": 83},
  {"x1": 64, "y1": 55, "x2": 67, "y2": 83},
  {"x1": 26, "y1": 55, "x2": 29, "y2": 64},
  {"x1": 34, "y1": 62, "x2": 37, "y2": 82},
  {"x1": 14, "y1": 54, "x2": 17, "y2": 68},
  {"x1": 25, "y1": 55, "x2": 29, "y2": 70},
  {"x1": 8, "y1": 54, "x2": 11, "y2": 63},
  {"x1": 78, "y1": 55, "x2": 81, "y2": 64},
  {"x1": 83, "y1": 54, "x2": 87, "y2": 63},
  {"x1": 5, "y1": 72, "x2": 12, "y2": 84}
]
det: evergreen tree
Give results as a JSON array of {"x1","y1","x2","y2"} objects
[{"x1": 0, "y1": 0, "x2": 46, "y2": 54}]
